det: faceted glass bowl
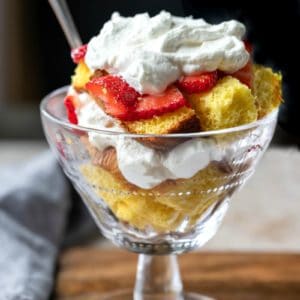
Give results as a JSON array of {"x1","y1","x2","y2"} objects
[{"x1": 41, "y1": 86, "x2": 278, "y2": 299}]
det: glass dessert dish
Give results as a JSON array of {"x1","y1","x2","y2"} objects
[{"x1": 41, "y1": 86, "x2": 278, "y2": 299}]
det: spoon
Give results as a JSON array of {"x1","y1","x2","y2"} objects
[{"x1": 48, "y1": 0, "x2": 82, "y2": 49}]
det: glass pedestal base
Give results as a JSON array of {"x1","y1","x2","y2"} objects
[
  {"x1": 102, "y1": 290, "x2": 214, "y2": 300},
  {"x1": 101, "y1": 255, "x2": 214, "y2": 300}
]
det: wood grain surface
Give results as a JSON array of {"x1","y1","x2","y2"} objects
[{"x1": 55, "y1": 248, "x2": 300, "y2": 300}]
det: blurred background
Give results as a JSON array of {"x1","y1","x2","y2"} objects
[{"x1": 0, "y1": 0, "x2": 299, "y2": 143}]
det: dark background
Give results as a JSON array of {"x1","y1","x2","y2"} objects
[{"x1": 0, "y1": 0, "x2": 299, "y2": 141}]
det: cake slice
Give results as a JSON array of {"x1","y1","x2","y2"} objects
[
  {"x1": 124, "y1": 106, "x2": 200, "y2": 149},
  {"x1": 253, "y1": 65, "x2": 282, "y2": 119},
  {"x1": 123, "y1": 105, "x2": 199, "y2": 134},
  {"x1": 187, "y1": 76, "x2": 257, "y2": 131}
]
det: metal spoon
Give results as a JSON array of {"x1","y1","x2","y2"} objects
[{"x1": 48, "y1": 0, "x2": 82, "y2": 48}]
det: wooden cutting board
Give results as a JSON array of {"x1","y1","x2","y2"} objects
[{"x1": 54, "y1": 248, "x2": 300, "y2": 300}]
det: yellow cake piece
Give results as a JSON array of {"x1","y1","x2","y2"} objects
[
  {"x1": 152, "y1": 162, "x2": 229, "y2": 215},
  {"x1": 253, "y1": 65, "x2": 282, "y2": 119},
  {"x1": 124, "y1": 106, "x2": 199, "y2": 134},
  {"x1": 187, "y1": 76, "x2": 257, "y2": 131},
  {"x1": 81, "y1": 161, "x2": 229, "y2": 232},
  {"x1": 81, "y1": 164, "x2": 184, "y2": 231},
  {"x1": 71, "y1": 61, "x2": 92, "y2": 90},
  {"x1": 124, "y1": 106, "x2": 200, "y2": 149}
]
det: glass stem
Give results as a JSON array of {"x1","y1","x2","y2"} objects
[{"x1": 134, "y1": 254, "x2": 183, "y2": 300}]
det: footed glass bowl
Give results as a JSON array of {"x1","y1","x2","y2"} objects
[{"x1": 41, "y1": 86, "x2": 277, "y2": 299}]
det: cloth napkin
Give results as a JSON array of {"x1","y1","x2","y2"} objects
[{"x1": 0, "y1": 151, "x2": 70, "y2": 300}]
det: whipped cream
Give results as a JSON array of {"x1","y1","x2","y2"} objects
[
  {"x1": 75, "y1": 91, "x2": 220, "y2": 189},
  {"x1": 85, "y1": 11, "x2": 249, "y2": 94},
  {"x1": 76, "y1": 93, "x2": 124, "y2": 151}
]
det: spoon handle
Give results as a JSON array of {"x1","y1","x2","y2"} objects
[{"x1": 48, "y1": 0, "x2": 82, "y2": 49}]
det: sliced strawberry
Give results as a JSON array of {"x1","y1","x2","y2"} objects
[
  {"x1": 101, "y1": 96, "x2": 130, "y2": 120},
  {"x1": 86, "y1": 75, "x2": 138, "y2": 119},
  {"x1": 133, "y1": 86, "x2": 187, "y2": 120},
  {"x1": 71, "y1": 44, "x2": 88, "y2": 64},
  {"x1": 86, "y1": 75, "x2": 139, "y2": 106},
  {"x1": 231, "y1": 61, "x2": 253, "y2": 88},
  {"x1": 64, "y1": 95, "x2": 78, "y2": 124},
  {"x1": 86, "y1": 76, "x2": 187, "y2": 121},
  {"x1": 177, "y1": 71, "x2": 218, "y2": 94}
]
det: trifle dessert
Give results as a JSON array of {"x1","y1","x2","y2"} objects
[{"x1": 64, "y1": 11, "x2": 282, "y2": 232}]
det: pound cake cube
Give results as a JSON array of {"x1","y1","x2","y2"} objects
[
  {"x1": 81, "y1": 164, "x2": 184, "y2": 231},
  {"x1": 71, "y1": 61, "x2": 92, "y2": 90},
  {"x1": 124, "y1": 106, "x2": 200, "y2": 149},
  {"x1": 187, "y1": 76, "x2": 257, "y2": 131},
  {"x1": 124, "y1": 106, "x2": 200, "y2": 134},
  {"x1": 80, "y1": 161, "x2": 230, "y2": 232},
  {"x1": 253, "y1": 65, "x2": 282, "y2": 119}
]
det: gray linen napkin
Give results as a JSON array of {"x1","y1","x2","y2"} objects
[{"x1": 0, "y1": 151, "x2": 70, "y2": 300}]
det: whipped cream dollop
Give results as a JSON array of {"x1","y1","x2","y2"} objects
[
  {"x1": 85, "y1": 11, "x2": 249, "y2": 94},
  {"x1": 75, "y1": 91, "x2": 220, "y2": 189}
]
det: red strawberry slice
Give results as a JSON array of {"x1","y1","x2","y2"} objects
[
  {"x1": 133, "y1": 86, "x2": 187, "y2": 120},
  {"x1": 86, "y1": 75, "x2": 187, "y2": 121},
  {"x1": 87, "y1": 75, "x2": 140, "y2": 107},
  {"x1": 64, "y1": 95, "x2": 78, "y2": 124},
  {"x1": 177, "y1": 71, "x2": 218, "y2": 94},
  {"x1": 71, "y1": 44, "x2": 88, "y2": 64},
  {"x1": 86, "y1": 75, "x2": 139, "y2": 120}
]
